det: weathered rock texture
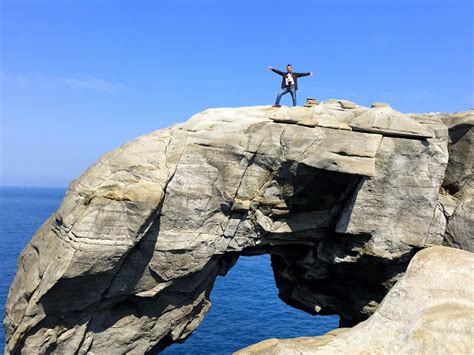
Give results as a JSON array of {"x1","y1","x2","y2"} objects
[
  {"x1": 4, "y1": 100, "x2": 473, "y2": 354},
  {"x1": 236, "y1": 246, "x2": 474, "y2": 355}
]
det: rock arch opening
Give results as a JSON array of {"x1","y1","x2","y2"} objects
[{"x1": 151, "y1": 163, "x2": 392, "y2": 352}]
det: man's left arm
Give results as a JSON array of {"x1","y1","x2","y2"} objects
[{"x1": 295, "y1": 72, "x2": 314, "y2": 77}]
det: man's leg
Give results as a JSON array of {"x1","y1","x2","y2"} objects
[
  {"x1": 290, "y1": 86, "x2": 297, "y2": 106},
  {"x1": 275, "y1": 87, "x2": 289, "y2": 105}
]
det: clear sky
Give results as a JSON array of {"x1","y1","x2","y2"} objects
[{"x1": 1, "y1": 0, "x2": 473, "y2": 187}]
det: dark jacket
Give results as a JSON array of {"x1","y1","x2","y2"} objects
[{"x1": 271, "y1": 68, "x2": 311, "y2": 90}]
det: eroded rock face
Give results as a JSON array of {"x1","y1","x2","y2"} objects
[
  {"x1": 418, "y1": 110, "x2": 474, "y2": 252},
  {"x1": 4, "y1": 102, "x2": 473, "y2": 354},
  {"x1": 236, "y1": 246, "x2": 474, "y2": 355},
  {"x1": 442, "y1": 110, "x2": 474, "y2": 193}
]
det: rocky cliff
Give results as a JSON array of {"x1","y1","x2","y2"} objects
[{"x1": 4, "y1": 100, "x2": 473, "y2": 354}]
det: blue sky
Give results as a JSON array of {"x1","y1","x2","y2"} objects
[{"x1": 1, "y1": 0, "x2": 473, "y2": 187}]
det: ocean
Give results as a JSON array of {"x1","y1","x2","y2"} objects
[{"x1": 0, "y1": 186, "x2": 338, "y2": 354}]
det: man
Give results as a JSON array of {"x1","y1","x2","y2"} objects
[{"x1": 268, "y1": 64, "x2": 313, "y2": 107}]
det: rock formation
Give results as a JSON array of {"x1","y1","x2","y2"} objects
[
  {"x1": 236, "y1": 246, "x2": 474, "y2": 354},
  {"x1": 4, "y1": 100, "x2": 473, "y2": 354}
]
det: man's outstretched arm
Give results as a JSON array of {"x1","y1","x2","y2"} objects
[
  {"x1": 294, "y1": 71, "x2": 314, "y2": 77},
  {"x1": 268, "y1": 66, "x2": 284, "y2": 75}
]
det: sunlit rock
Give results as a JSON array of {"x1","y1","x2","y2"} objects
[{"x1": 4, "y1": 103, "x2": 473, "y2": 354}]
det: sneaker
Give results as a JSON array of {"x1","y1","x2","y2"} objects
[{"x1": 272, "y1": 104, "x2": 281, "y2": 107}]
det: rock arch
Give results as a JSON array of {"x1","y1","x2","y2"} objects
[{"x1": 5, "y1": 103, "x2": 472, "y2": 354}]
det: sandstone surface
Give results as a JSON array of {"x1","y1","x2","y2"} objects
[{"x1": 4, "y1": 102, "x2": 473, "y2": 354}]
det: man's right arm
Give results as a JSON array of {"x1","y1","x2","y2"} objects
[{"x1": 268, "y1": 66, "x2": 284, "y2": 75}]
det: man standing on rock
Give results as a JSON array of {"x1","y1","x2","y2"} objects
[{"x1": 268, "y1": 64, "x2": 313, "y2": 107}]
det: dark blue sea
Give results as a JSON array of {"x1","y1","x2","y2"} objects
[{"x1": 0, "y1": 186, "x2": 338, "y2": 354}]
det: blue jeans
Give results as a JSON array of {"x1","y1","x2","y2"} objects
[{"x1": 275, "y1": 85, "x2": 296, "y2": 106}]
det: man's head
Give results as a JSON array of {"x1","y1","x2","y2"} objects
[{"x1": 286, "y1": 64, "x2": 293, "y2": 72}]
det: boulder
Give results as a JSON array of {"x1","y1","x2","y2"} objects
[
  {"x1": 338, "y1": 99, "x2": 358, "y2": 109},
  {"x1": 236, "y1": 246, "x2": 474, "y2": 355}
]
